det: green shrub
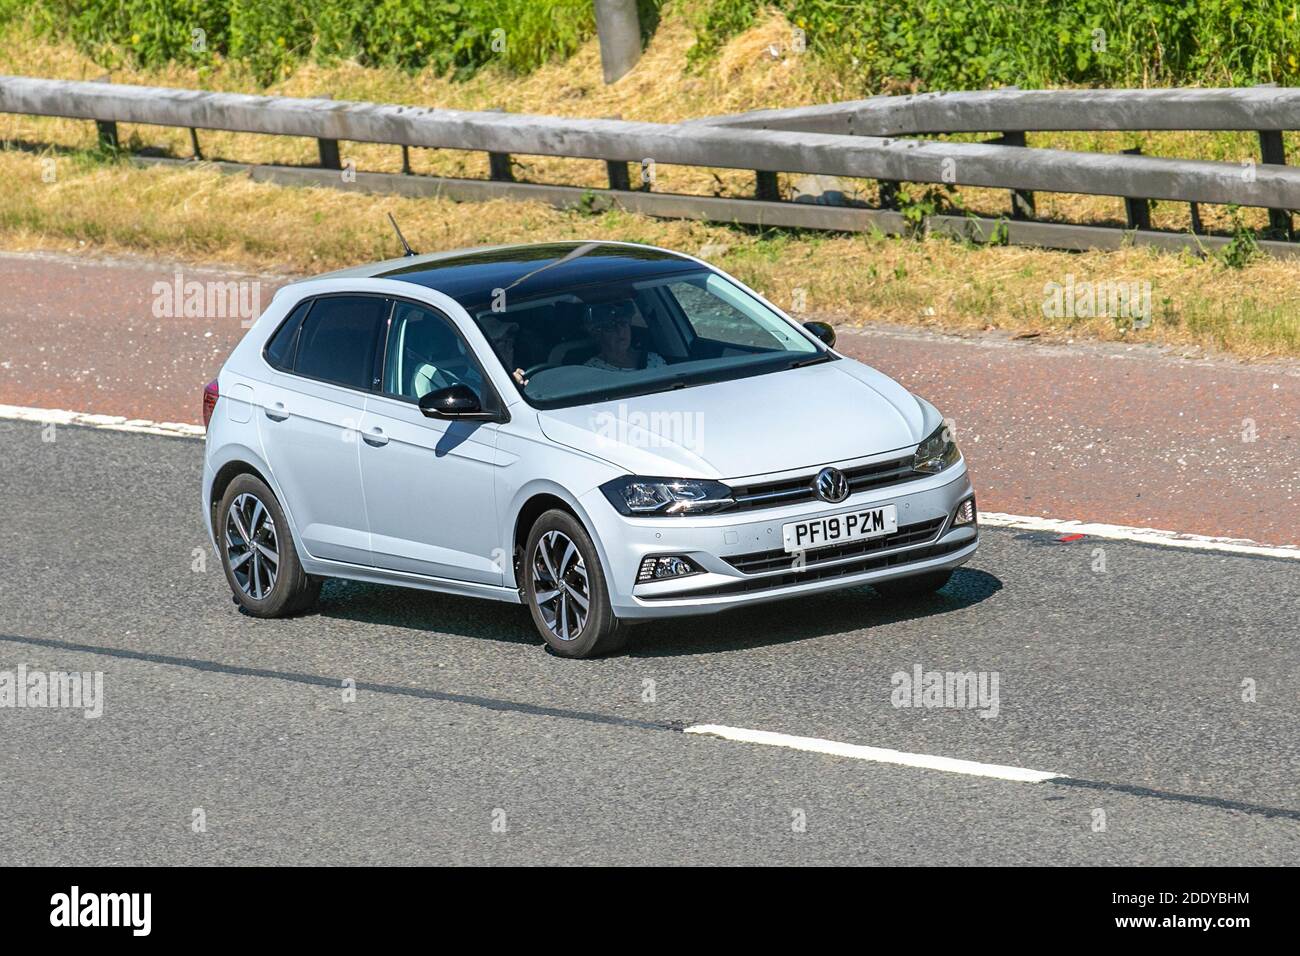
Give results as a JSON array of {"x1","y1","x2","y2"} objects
[
  {"x1": 690, "y1": 0, "x2": 1300, "y2": 91},
  {"x1": 33, "y1": 0, "x2": 232, "y2": 68},
  {"x1": 16, "y1": 0, "x2": 598, "y2": 83}
]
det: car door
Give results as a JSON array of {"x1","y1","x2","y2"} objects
[
  {"x1": 358, "y1": 299, "x2": 504, "y2": 585},
  {"x1": 256, "y1": 293, "x2": 391, "y2": 567}
]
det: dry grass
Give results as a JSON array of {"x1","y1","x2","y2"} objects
[
  {"x1": 3, "y1": 147, "x2": 1298, "y2": 358},
  {"x1": 1, "y1": 5, "x2": 1299, "y2": 359}
]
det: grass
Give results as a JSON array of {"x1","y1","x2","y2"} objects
[{"x1": 1, "y1": 4, "x2": 1299, "y2": 360}]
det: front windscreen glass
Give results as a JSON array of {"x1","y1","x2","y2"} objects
[{"x1": 465, "y1": 269, "x2": 826, "y2": 409}]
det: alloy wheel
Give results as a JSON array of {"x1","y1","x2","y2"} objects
[
  {"x1": 532, "y1": 530, "x2": 589, "y2": 641},
  {"x1": 226, "y1": 493, "x2": 280, "y2": 600}
]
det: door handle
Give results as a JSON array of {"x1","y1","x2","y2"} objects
[
  {"x1": 362, "y1": 426, "x2": 389, "y2": 447},
  {"x1": 265, "y1": 402, "x2": 289, "y2": 422}
]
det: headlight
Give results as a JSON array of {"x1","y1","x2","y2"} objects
[
  {"x1": 600, "y1": 476, "x2": 734, "y2": 516},
  {"x1": 913, "y1": 424, "x2": 960, "y2": 474}
]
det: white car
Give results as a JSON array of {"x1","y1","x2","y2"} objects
[{"x1": 202, "y1": 241, "x2": 977, "y2": 657}]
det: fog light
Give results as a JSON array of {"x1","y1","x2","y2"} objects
[
  {"x1": 637, "y1": 555, "x2": 701, "y2": 584},
  {"x1": 953, "y1": 497, "x2": 977, "y2": 526}
]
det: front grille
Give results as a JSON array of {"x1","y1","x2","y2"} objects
[
  {"x1": 642, "y1": 535, "x2": 972, "y2": 600},
  {"x1": 722, "y1": 517, "x2": 946, "y2": 574},
  {"x1": 726, "y1": 455, "x2": 917, "y2": 513}
]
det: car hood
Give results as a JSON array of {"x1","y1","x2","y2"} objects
[{"x1": 536, "y1": 359, "x2": 933, "y2": 480}]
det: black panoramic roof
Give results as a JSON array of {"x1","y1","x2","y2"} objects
[{"x1": 376, "y1": 242, "x2": 699, "y2": 310}]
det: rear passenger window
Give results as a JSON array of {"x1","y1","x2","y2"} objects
[
  {"x1": 293, "y1": 296, "x2": 389, "y2": 390},
  {"x1": 264, "y1": 299, "x2": 310, "y2": 371}
]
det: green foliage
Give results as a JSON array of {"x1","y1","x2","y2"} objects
[
  {"x1": 10, "y1": 0, "x2": 597, "y2": 84},
  {"x1": 689, "y1": 0, "x2": 1300, "y2": 90},
  {"x1": 686, "y1": 0, "x2": 761, "y2": 65},
  {"x1": 23, "y1": 0, "x2": 232, "y2": 69},
  {"x1": 1219, "y1": 206, "x2": 1263, "y2": 268}
]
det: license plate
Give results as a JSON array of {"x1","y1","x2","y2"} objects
[{"x1": 782, "y1": 505, "x2": 898, "y2": 553}]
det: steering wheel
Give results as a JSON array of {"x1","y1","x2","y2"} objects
[{"x1": 523, "y1": 362, "x2": 558, "y2": 379}]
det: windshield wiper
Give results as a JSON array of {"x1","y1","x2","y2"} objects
[{"x1": 788, "y1": 354, "x2": 835, "y2": 369}]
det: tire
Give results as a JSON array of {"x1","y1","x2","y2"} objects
[
  {"x1": 522, "y1": 508, "x2": 628, "y2": 658},
  {"x1": 217, "y1": 474, "x2": 321, "y2": 618},
  {"x1": 873, "y1": 569, "x2": 952, "y2": 599}
]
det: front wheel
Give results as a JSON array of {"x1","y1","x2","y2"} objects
[
  {"x1": 523, "y1": 509, "x2": 628, "y2": 658},
  {"x1": 217, "y1": 474, "x2": 321, "y2": 617}
]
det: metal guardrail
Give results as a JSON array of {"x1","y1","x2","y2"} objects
[
  {"x1": 690, "y1": 87, "x2": 1300, "y2": 135},
  {"x1": 692, "y1": 86, "x2": 1300, "y2": 235},
  {"x1": 1, "y1": 75, "x2": 1298, "y2": 254}
]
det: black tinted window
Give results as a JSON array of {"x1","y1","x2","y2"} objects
[
  {"x1": 265, "y1": 299, "x2": 310, "y2": 371},
  {"x1": 293, "y1": 296, "x2": 389, "y2": 390}
]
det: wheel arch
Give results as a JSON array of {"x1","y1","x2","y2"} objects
[
  {"x1": 206, "y1": 446, "x2": 302, "y2": 559},
  {"x1": 508, "y1": 483, "x2": 609, "y2": 590}
]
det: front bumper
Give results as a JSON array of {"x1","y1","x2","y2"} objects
[{"x1": 582, "y1": 462, "x2": 978, "y2": 619}]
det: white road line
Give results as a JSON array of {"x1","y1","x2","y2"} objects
[
  {"x1": 977, "y1": 512, "x2": 1300, "y2": 560},
  {"x1": 0, "y1": 403, "x2": 205, "y2": 439},
  {"x1": 2, "y1": 402, "x2": 1298, "y2": 559},
  {"x1": 684, "y1": 724, "x2": 1064, "y2": 783}
]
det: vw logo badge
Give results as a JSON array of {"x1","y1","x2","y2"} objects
[{"x1": 813, "y1": 466, "x2": 849, "y2": 503}]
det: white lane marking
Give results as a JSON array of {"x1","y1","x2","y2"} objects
[
  {"x1": 684, "y1": 724, "x2": 1064, "y2": 783},
  {"x1": 977, "y1": 512, "x2": 1300, "y2": 560},
  {"x1": 2, "y1": 402, "x2": 1298, "y2": 559},
  {"x1": 0, "y1": 403, "x2": 205, "y2": 439}
]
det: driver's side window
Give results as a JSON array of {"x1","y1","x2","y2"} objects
[{"x1": 382, "y1": 302, "x2": 485, "y2": 402}]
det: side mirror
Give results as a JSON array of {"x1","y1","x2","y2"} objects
[
  {"x1": 418, "y1": 383, "x2": 491, "y2": 420},
  {"x1": 803, "y1": 321, "x2": 836, "y2": 348}
]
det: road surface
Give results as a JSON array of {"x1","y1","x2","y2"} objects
[{"x1": 0, "y1": 420, "x2": 1296, "y2": 865}]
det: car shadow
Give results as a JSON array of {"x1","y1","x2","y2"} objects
[
  {"x1": 314, "y1": 580, "x2": 539, "y2": 647},
  {"x1": 312, "y1": 567, "x2": 1002, "y2": 657},
  {"x1": 627, "y1": 567, "x2": 1003, "y2": 658}
]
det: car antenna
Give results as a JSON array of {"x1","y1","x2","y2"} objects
[{"x1": 387, "y1": 213, "x2": 418, "y2": 257}]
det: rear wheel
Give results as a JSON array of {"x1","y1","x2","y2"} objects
[
  {"x1": 523, "y1": 509, "x2": 628, "y2": 658},
  {"x1": 873, "y1": 569, "x2": 952, "y2": 599},
  {"x1": 218, "y1": 474, "x2": 321, "y2": 617}
]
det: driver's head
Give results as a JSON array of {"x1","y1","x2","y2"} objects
[{"x1": 586, "y1": 300, "x2": 638, "y2": 353}]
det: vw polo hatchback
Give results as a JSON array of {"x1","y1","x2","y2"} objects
[{"x1": 202, "y1": 241, "x2": 978, "y2": 657}]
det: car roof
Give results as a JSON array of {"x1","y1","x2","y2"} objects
[{"x1": 309, "y1": 241, "x2": 700, "y2": 310}]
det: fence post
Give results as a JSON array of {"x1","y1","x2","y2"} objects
[
  {"x1": 316, "y1": 94, "x2": 341, "y2": 170},
  {"x1": 1121, "y1": 147, "x2": 1152, "y2": 230},
  {"x1": 755, "y1": 171, "x2": 780, "y2": 202},
  {"x1": 603, "y1": 115, "x2": 632, "y2": 189},
  {"x1": 996, "y1": 131, "x2": 1035, "y2": 219},
  {"x1": 594, "y1": 0, "x2": 642, "y2": 84},
  {"x1": 188, "y1": 127, "x2": 202, "y2": 160},
  {"x1": 877, "y1": 180, "x2": 899, "y2": 210},
  {"x1": 1259, "y1": 129, "x2": 1291, "y2": 237},
  {"x1": 92, "y1": 74, "x2": 118, "y2": 150},
  {"x1": 487, "y1": 108, "x2": 514, "y2": 181}
]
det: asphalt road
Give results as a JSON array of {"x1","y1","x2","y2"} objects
[{"x1": 1, "y1": 419, "x2": 1296, "y2": 865}]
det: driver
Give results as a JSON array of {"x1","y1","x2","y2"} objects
[{"x1": 584, "y1": 300, "x2": 665, "y2": 372}]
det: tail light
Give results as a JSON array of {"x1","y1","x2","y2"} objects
[{"x1": 202, "y1": 379, "x2": 219, "y2": 429}]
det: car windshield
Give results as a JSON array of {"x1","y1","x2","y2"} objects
[{"x1": 464, "y1": 268, "x2": 827, "y2": 409}]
